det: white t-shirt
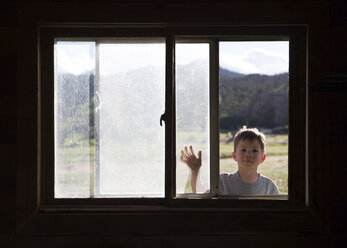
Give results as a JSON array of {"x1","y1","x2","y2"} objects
[{"x1": 219, "y1": 171, "x2": 280, "y2": 195}]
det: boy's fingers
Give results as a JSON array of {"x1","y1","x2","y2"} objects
[
  {"x1": 185, "y1": 146, "x2": 193, "y2": 156},
  {"x1": 197, "y1": 151, "x2": 202, "y2": 162},
  {"x1": 184, "y1": 146, "x2": 189, "y2": 155},
  {"x1": 180, "y1": 150, "x2": 187, "y2": 160},
  {"x1": 198, "y1": 151, "x2": 202, "y2": 160},
  {"x1": 189, "y1": 146, "x2": 195, "y2": 157}
]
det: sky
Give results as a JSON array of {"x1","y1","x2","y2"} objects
[
  {"x1": 55, "y1": 41, "x2": 289, "y2": 76},
  {"x1": 220, "y1": 41, "x2": 289, "y2": 75}
]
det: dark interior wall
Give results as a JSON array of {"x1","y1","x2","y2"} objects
[
  {"x1": 0, "y1": 0, "x2": 346, "y2": 247},
  {"x1": 0, "y1": 1, "x2": 17, "y2": 236}
]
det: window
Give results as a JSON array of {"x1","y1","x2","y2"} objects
[
  {"x1": 40, "y1": 26, "x2": 307, "y2": 209},
  {"x1": 54, "y1": 40, "x2": 165, "y2": 198},
  {"x1": 176, "y1": 40, "x2": 290, "y2": 197}
]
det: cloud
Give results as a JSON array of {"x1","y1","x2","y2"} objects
[
  {"x1": 55, "y1": 42, "x2": 288, "y2": 76},
  {"x1": 99, "y1": 44, "x2": 165, "y2": 75},
  {"x1": 56, "y1": 44, "x2": 95, "y2": 75},
  {"x1": 220, "y1": 48, "x2": 288, "y2": 75}
]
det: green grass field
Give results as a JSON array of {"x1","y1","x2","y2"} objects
[{"x1": 55, "y1": 133, "x2": 288, "y2": 197}]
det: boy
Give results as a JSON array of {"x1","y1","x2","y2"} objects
[{"x1": 180, "y1": 126, "x2": 280, "y2": 195}]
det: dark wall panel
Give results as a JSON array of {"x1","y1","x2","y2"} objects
[{"x1": 0, "y1": 0, "x2": 346, "y2": 247}]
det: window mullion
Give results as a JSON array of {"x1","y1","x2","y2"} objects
[
  {"x1": 209, "y1": 40, "x2": 220, "y2": 197},
  {"x1": 165, "y1": 33, "x2": 176, "y2": 202},
  {"x1": 90, "y1": 41, "x2": 100, "y2": 198}
]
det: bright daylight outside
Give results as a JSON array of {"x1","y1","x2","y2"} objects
[
  {"x1": 177, "y1": 41, "x2": 289, "y2": 195},
  {"x1": 54, "y1": 40, "x2": 165, "y2": 198},
  {"x1": 55, "y1": 39, "x2": 289, "y2": 198}
]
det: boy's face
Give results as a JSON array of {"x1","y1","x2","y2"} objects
[{"x1": 232, "y1": 138, "x2": 266, "y2": 170}]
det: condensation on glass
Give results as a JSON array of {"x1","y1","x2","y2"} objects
[
  {"x1": 219, "y1": 41, "x2": 289, "y2": 195},
  {"x1": 54, "y1": 39, "x2": 165, "y2": 198},
  {"x1": 175, "y1": 43, "x2": 210, "y2": 194}
]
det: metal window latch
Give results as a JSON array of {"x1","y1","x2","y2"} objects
[{"x1": 160, "y1": 112, "x2": 167, "y2": 126}]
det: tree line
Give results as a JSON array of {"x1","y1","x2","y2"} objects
[
  {"x1": 219, "y1": 68, "x2": 288, "y2": 132},
  {"x1": 56, "y1": 66, "x2": 288, "y2": 147}
]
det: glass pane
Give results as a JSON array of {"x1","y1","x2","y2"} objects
[
  {"x1": 176, "y1": 43, "x2": 210, "y2": 194},
  {"x1": 54, "y1": 40, "x2": 165, "y2": 198},
  {"x1": 98, "y1": 41, "x2": 165, "y2": 197},
  {"x1": 219, "y1": 41, "x2": 289, "y2": 195},
  {"x1": 55, "y1": 41, "x2": 95, "y2": 198}
]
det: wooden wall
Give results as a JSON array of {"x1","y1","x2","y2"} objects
[{"x1": 0, "y1": 0, "x2": 346, "y2": 247}]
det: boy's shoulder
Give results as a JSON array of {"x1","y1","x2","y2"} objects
[
  {"x1": 258, "y1": 174, "x2": 280, "y2": 194},
  {"x1": 220, "y1": 172, "x2": 237, "y2": 179},
  {"x1": 219, "y1": 172, "x2": 241, "y2": 195},
  {"x1": 219, "y1": 172, "x2": 240, "y2": 184},
  {"x1": 258, "y1": 174, "x2": 274, "y2": 182},
  {"x1": 219, "y1": 172, "x2": 280, "y2": 195},
  {"x1": 258, "y1": 174, "x2": 276, "y2": 185}
]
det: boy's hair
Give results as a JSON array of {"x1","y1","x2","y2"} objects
[{"x1": 233, "y1": 126, "x2": 266, "y2": 153}]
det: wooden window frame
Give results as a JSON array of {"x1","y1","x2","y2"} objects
[{"x1": 39, "y1": 25, "x2": 307, "y2": 212}]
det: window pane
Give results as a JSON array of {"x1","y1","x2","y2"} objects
[
  {"x1": 54, "y1": 40, "x2": 165, "y2": 198},
  {"x1": 98, "y1": 41, "x2": 165, "y2": 197},
  {"x1": 176, "y1": 43, "x2": 210, "y2": 194},
  {"x1": 219, "y1": 41, "x2": 289, "y2": 195},
  {"x1": 55, "y1": 41, "x2": 95, "y2": 198}
]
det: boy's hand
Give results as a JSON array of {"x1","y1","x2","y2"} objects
[{"x1": 180, "y1": 146, "x2": 202, "y2": 173}]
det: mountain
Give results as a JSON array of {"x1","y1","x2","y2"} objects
[
  {"x1": 219, "y1": 67, "x2": 245, "y2": 78},
  {"x1": 219, "y1": 69, "x2": 289, "y2": 131},
  {"x1": 56, "y1": 65, "x2": 289, "y2": 147}
]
